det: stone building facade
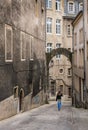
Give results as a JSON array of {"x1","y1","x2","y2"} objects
[
  {"x1": 46, "y1": 0, "x2": 82, "y2": 100},
  {"x1": 72, "y1": 0, "x2": 88, "y2": 108},
  {"x1": 84, "y1": 0, "x2": 88, "y2": 107},
  {"x1": 72, "y1": 11, "x2": 84, "y2": 107},
  {"x1": 73, "y1": 0, "x2": 88, "y2": 108},
  {"x1": 0, "y1": 0, "x2": 46, "y2": 120}
]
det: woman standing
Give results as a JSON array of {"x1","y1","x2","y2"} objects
[{"x1": 56, "y1": 91, "x2": 63, "y2": 111}]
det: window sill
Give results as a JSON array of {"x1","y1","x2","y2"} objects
[
  {"x1": 5, "y1": 60, "x2": 13, "y2": 62},
  {"x1": 67, "y1": 35, "x2": 72, "y2": 37},
  {"x1": 56, "y1": 34, "x2": 61, "y2": 36},
  {"x1": 67, "y1": 75, "x2": 72, "y2": 77},
  {"x1": 21, "y1": 59, "x2": 26, "y2": 61},
  {"x1": 5, "y1": 60, "x2": 13, "y2": 64},
  {"x1": 46, "y1": 8, "x2": 52, "y2": 10},
  {"x1": 47, "y1": 33, "x2": 52, "y2": 35},
  {"x1": 55, "y1": 10, "x2": 62, "y2": 12}
]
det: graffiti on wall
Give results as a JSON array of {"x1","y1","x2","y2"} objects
[{"x1": 32, "y1": 95, "x2": 40, "y2": 104}]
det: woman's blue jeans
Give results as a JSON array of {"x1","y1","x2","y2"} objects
[{"x1": 57, "y1": 100, "x2": 62, "y2": 110}]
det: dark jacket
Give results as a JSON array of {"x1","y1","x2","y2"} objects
[{"x1": 56, "y1": 94, "x2": 62, "y2": 101}]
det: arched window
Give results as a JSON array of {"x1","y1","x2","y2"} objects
[{"x1": 13, "y1": 86, "x2": 19, "y2": 98}]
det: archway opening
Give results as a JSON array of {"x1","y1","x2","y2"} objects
[
  {"x1": 46, "y1": 48, "x2": 72, "y2": 100},
  {"x1": 19, "y1": 89, "x2": 24, "y2": 112}
]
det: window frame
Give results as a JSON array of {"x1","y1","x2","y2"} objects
[
  {"x1": 56, "y1": 19, "x2": 61, "y2": 35},
  {"x1": 79, "y1": 2, "x2": 83, "y2": 11},
  {"x1": 74, "y1": 32, "x2": 77, "y2": 46},
  {"x1": 68, "y1": 68, "x2": 72, "y2": 76},
  {"x1": 5, "y1": 24, "x2": 13, "y2": 62},
  {"x1": 59, "y1": 68, "x2": 64, "y2": 74},
  {"x1": 46, "y1": 0, "x2": 52, "y2": 9},
  {"x1": 68, "y1": 1, "x2": 74, "y2": 14},
  {"x1": 13, "y1": 86, "x2": 19, "y2": 99},
  {"x1": 56, "y1": 43, "x2": 61, "y2": 59},
  {"x1": 56, "y1": 0, "x2": 61, "y2": 11},
  {"x1": 46, "y1": 17, "x2": 52, "y2": 34},
  {"x1": 46, "y1": 43, "x2": 52, "y2": 53},
  {"x1": 20, "y1": 31, "x2": 26, "y2": 61}
]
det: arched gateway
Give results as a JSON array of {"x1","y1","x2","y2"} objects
[
  {"x1": 46, "y1": 48, "x2": 72, "y2": 99},
  {"x1": 46, "y1": 48, "x2": 72, "y2": 66}
]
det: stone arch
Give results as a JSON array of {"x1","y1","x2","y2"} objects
[
  {"x1": 45, "y1": 48, "x2": 72, "y2": 97},
  {"x1": 19, "y1": 88, "x2": 24, "y2": 112},
  {"x1": 46, "y1": 48, "x2": 72, "y2": 66}
]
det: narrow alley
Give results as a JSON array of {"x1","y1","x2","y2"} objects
[{"x1": 0, "y1": 101, "x2": 88, "y2": 130}]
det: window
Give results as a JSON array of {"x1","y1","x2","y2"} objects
[
  {"x1": 81, "y1": 49, "x2": 84, "y2": 68},
  {"x1": 46, "y1": 0, "x2": 52, "y2": 9},
  {"x1": 35, "y1": 0, "x2": 38, "y2": 17},
  {"x1": 68, "y1": 1, "x2": 74, "y2": 13},
  {"x1": 68, "y1": 68, "x2": 72, "y2": 76},
  {"x1": 49, "y1": 60, "x2": 54, "y2": 67},
  {"x1": 50, "y1": 60, "x2": 54, "y2": 67},
  {"x1": 5, "y1": 24, "x2": 13, "y2": 62},
  {"x1": 79, "y1": 28, "x2": 83, "y2": 44},
  {"x1": 79, "y1": 3, "x2": 83, "y2": 11},
  {"x1": 56, "y1": 43, "x2": 61, "y2": 59},
  {"x1": 13, "y1": 86, "x2": 18, "y2": 98},
  {"x1": 20, "y1": 32, "x2": 26, "y2": 61},
  {"x1": 51, "y1": 81, "x2": 56, "y2": 96},
  {"x1": 56, "y1": 0, "x2": 61, "y2": 11},
  {"x1": 79, "y1": 50, "x2": 81, "y2": 68},
  {"x1": 46, "y1": 43, "x2": 52, "y2": 52},
  {"x1": 74, "y1": 51, "x2": 77, "y2": 66},
  {"x1": 41, "y1": 0, "x2": 44, "y2": 13},
  {"x1": 56, "y1": 19, "x2": 61, "y2": 34},
  {"x1": 67, "y1": 25, "x2": 71, "y2": 36},
  {"x1": 46, "y1": 17, "x2": 52, "y2": 33},
  {"x1": 59, "y1": 68, "x2": 63, "y2": 73},
  {"x1": 74, "y1": 33, "x2": 77, "y2": 45},
  {"x1": 30, "y1": 36, "x2": 33, "y2": 59}
]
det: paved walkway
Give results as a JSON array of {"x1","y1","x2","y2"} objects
[{"x1": 0, "y1": 101, "x2": 88, "y2": 130}]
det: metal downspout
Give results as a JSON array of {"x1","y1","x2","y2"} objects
[{"x1": 83, "y1": 0, "x2": 87, "y2": 106}]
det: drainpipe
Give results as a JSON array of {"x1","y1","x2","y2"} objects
[
  {"x1": 72, "y1": 25, "x2": 75, "y2": 106},
  {"x1": 83, "y1": 0, "x2": 87, "y2": 107},
  {"x1": 45, "y1": 0, "x2": 48, "y2": 94},
  {"x1": 45, "y1": 0, "x2": 49, "y2": 103}
]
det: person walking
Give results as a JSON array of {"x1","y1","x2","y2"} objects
[{"x1": 56, "y1": 91, "x2": 62, "y2": 111}]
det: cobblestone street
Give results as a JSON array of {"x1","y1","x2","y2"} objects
[{"x1": 0, "y1": 101, "x2": 88, "y2": 130}]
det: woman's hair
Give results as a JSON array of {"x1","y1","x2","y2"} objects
[{"x1": 57, "y1": 91, "x2": 61, "y2": 94}]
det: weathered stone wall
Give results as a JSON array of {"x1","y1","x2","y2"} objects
[
  {"x1": 0, "y1": 0, "x2": 46, "y2": 120},
  {"x1": 0, "y1": 96, "x2": 18, "y2": 121}
]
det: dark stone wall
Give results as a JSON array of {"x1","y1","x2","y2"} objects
[{"x1": 0, "y1": 0, "x2": 46, "y2": 101}]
